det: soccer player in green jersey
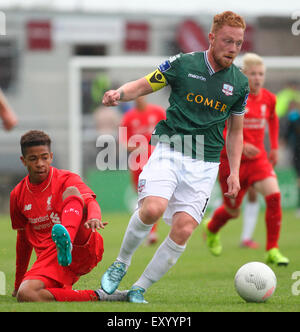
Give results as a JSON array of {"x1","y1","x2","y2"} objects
[{"x1": 101, "y1": 11, "x2": 249, "y2": 303}]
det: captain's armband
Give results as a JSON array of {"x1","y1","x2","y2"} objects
[{"x1": 144, "y1": 69, "x2": 167, "y2": 92}]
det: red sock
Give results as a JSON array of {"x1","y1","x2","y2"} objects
[
  {"x1": 208, "y1": 205, "x2": 233, "y2": 233},
  {"x1": 61, "y1": 195, "x2": 84, "y2": 242},
  {"x1": 47, "y1": 288, "x2": 98, "y2": 302},
  {"x1": 265, "y1": 192, "x2": 282, "y2": 251}
]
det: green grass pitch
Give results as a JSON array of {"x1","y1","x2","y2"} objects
[{"x1": 0, "y1": 210, "x2": 300, "y2": 312}]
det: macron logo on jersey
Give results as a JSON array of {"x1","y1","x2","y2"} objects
[{"x1": 188, "y1": 73, "x2": 206, "y2": 81}]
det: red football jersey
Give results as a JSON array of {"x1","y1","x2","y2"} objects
[
  {"x1": 221, "y1": 88, "x2": 279, "y2": 161},
  {"x1": 120, "y1": 103, "x2": 166, "y2": 159},
  {"x1": 10, "y1": 167, "x2": 96, "y2": 257}
]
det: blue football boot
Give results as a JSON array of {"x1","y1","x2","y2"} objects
[{"x1": 51, "y1": 224, "x2": 72, "y2": 267}]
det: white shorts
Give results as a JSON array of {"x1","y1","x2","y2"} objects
[{"x1": 137, "y1": 142, "x2": 220, "y2": 225}]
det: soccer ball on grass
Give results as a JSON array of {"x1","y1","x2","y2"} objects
[{"x1": 234, "y1": 262, "x2": 277, "y2": 303}]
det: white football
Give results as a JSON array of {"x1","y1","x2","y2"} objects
[{"x1": 234, "y1": 262, "x2": 277, "y2": 303}]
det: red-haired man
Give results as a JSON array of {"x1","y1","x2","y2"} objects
[{"x1": 101, "y1": 11, "x2": 249, "y2": 303}]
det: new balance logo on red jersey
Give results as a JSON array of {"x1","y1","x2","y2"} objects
[{"x1": 50, "y1": 212, "x2": 61, "y2": 224}]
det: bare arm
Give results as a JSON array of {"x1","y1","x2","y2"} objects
[
  {"x1": 84, "y1": 198, "x2": 108, "y2": 232},
  {"x1": 0, "y1": 90, "x2": 18, "y2": 130},
  {"x1": 102, "y1": 77, "x2": 153, "y2": 107},
  {"x1": 225, "y1": 114, "x2": 244, "y2": 198},
  {"x1": 13, "y1": 230, "x2": 33, "y2": 296}
]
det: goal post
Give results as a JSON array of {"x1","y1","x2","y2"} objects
[{"x1": 68, "y1": 55, "x2": 300, "y2": 177}]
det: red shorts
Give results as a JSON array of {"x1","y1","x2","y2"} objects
[
  {"x1": 23, "y1": 231, "x2": 104, "y2": 289},
  {"x1": 219, "y1": 155, "x2": 276, "y2": 209}
]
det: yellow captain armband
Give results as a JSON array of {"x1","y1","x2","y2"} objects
[{"x1": 144, "y1": 69, "x2": 167, "y2": 92}]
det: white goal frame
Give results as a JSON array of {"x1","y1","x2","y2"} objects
[{"x1": 69, "y1": 55, "x2": 300, "y2": 176}]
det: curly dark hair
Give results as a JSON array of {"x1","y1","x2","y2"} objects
[{"x1": 20, "y1": 130, "x2": 51, "y2": 156}]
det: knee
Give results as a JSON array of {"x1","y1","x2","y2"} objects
[
  {"x1": 177, "y1": 224, "x2": 195, "y2": 242},
  {"x1": 140, "y1": 198, "x2": 167, "y2": 224},
  {"x1": 170, "y1": 213, "x2": 198, "y2": 245},
  {"x1": 17, "y1": 287, "x2": 35, "y2": 302},
  {"x1": 62, "y1": 186, "x2": 82, "y2": 202}
]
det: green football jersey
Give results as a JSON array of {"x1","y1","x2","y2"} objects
[{"x1": 151, "y1": 51, "x2": 249, "y2": 162}]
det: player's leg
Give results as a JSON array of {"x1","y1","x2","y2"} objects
[
  {"x1": 122, "y1": 196, "x2": 168, "y2": 264},
  {"x1": 101, "y1": 142, "x2": 177, "y2": 294},
  {"x1": 128, "y1": 212, "x2": 197, "y2": 303},
  {"x1": 255, "y1": 178, "x2": 286, "y2": 256},
  {"x1": 17, "y1": 278, "x2": 128, "y2": 302},
  {"x1": 138, "y1": 173, "x2": 160, "y2": 246},
  {"x1": 204, "y1": 161, "x2": 246, "y2": 256},
  {"x1": 133, "y1": 168, "x2": 159, "y2": 245},
  {"x1": 204, "y1": 158, "x2": 239, "y2": 234},
  {"x1": 253, "y1": 176, "x2": 289, "y2": 265},
  {"x1": 17, "y1": 279, "x2": 55, "y2": 302},
  {"x1": 17, "y1": 279, "x2": 98, "y2": 302},
  {"x1": 204, "y1": 204, "x2": 240, "y2": 256},
  {"x1": 17, "y1": 228, "x2": 128, "y2": 302},
  {"x1": 52, "y1": 186, "x2": 90, "y2": 266},
  {"x1": 127, "y1": 157, "x2": 220, "y2": 303},
  {"x1": 46, "y1": 288, "x2": 128, "y2": 302},
  {"x1": 61, "y1": 186, "x2": 87, "y2": 243},
  {"x1": 240, "y1": 186, "x2": 260, "y2": 248},
  {"x1": 101, "y1": 196, "x2": 168, "y2": 294},
  {"x1": 53, "y1": 233, "x2": 117, "y2": 302},
  {"x1": 206, "y1": 204, "x2": 240, "y2": 233}
]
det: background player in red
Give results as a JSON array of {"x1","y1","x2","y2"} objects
[
  {"x1": 204, "y1": 53, "x2": 289, "y2": 266},
  {"x1": 10, "y1": 130, "x2": 128, "y2": 302},
  {"x1": 120, "y1": 96, "x2": 166, "y2": 244}
]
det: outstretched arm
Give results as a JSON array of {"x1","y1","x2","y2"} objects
[
  {"x1": 84, "y1": 197, "x2": 108, "y2": 232},
  {"x1": 0, "y1": 89, "x2": 18, "y2": 131},
  {"x1": 102, "y1": 77, "x2": 153, "y2": 106},
  {"x1": 102, "y1": 69, "x2": 167, "y2": 106}
]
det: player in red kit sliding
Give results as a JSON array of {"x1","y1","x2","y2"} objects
[
  {"x1": 204, "y1": 53, "x2": 289, "y2": 266},
  {"x1": 10, "y1": 130, "x2": 128, "y2": 302},
  {"x1": 120, "y1": 96, "x2": 166, "y2": 244}
]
